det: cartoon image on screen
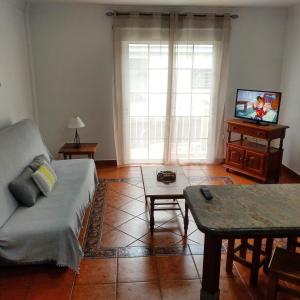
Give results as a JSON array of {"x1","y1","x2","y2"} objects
[{"x1": 235, "y1": 90, "x2": 281, "y2": 124}]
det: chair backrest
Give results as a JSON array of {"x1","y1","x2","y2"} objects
[{"x1": 0, "y1": 119, "x2": 51, "y2": 228}]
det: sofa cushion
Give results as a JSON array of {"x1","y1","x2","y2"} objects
[
  {"x1": 29, "y1": 154, "x2": 50, "y2": 172},
  {"x1": 0, "y1": 119, "x2": 51, "y2": 228},
  {"x1": 32, "y1": 162, "x2": 57, "y2": 196},
  {"x1": 9, "y1": 167, "x2": 41, "y2": 207}
]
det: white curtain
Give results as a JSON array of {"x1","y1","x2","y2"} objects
[{"x1": 112, "y1": 13, "x2": 231, "y2": 166}]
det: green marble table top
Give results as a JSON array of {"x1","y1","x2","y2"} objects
[{"x1": 184, "y1": 184, "x2": 300, "y2": 237}]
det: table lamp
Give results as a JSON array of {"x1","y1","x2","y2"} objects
[{"x1": 68, "y1": 116, "x2": 85, "y2": 148}]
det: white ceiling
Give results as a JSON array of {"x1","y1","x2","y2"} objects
[{"x1": 29, "y1": 0, "x2": 300, "y2": 7}]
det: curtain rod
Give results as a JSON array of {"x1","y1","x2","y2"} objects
[{"x1": 106, "y1": 11, "x2": 239, "y2": 19}]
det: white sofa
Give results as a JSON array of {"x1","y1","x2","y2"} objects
[{"x1": 0, "y1": 119, "x2": 98, "y2": 272}]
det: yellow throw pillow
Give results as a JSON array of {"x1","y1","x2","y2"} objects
[{"x1": 32, "y1": 162, "x2": 57, "y2": 196}]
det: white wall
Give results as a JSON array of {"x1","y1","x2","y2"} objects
[
  {"x1": 0, "y1": 0, "x2": 35, "y2": 130},
  {"x1": 280, "y1": 3, "x2": 300, "y2": 174},
  {"x1": 226, "y1": 7, "x2": 287, "y2": 120},
  {"x1": 29, "y1": 4, "x2": 287, "y2": 160},
  {"x1": 29, "y1": 4, "x2": 114, "y2": 160}
]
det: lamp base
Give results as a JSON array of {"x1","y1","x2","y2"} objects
[{"x1": 73, "y1": 129, "x2": 81, "y2": 148}]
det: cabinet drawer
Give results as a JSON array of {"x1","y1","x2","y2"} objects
[{"x1": 228, "y1": 124, "x2": 268, "y2": 139}]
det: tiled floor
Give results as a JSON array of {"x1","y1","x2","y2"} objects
[{"x1": 1, "y1": 164, "x2": 300, "y2": 300}]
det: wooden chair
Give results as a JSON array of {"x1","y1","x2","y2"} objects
[
  {"x1": 226, "y1": 237, "x2": 274, "y2": 286},
  {"x1": 267, "y1": 247, "x2": 300, "y2": 300},
  {"x1": 287, "y1": 237, "x2": 300, "y2": 252}
]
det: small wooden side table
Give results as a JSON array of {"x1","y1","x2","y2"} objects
[{"x1": 59, "y1": 143, "x2": 98, "y2": 159}]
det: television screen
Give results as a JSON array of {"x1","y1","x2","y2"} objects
[{"x1": 234, "y1": 89, "x2": 281, "y2": 124}]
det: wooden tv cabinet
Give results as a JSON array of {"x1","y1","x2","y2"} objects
[{"x1": 224, "y1": 119, "x2": 289, "y2": 183}]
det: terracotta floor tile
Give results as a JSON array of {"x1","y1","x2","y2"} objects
[
  {"x1": 193, "y1": 254, "x2": 237, "y2": 280},
  {"x1": 202, "y1": 166, "x2": 229, "y2": 176},
  {"x1": 219, "y1": 277, "x2": 253, "y2": 300},
  {"x1": 128, "y1": 240, "x2": 148, "y2": 246},
  {"x1": 159, "y1": 215, "x2": 198, "y2": 237},
  {"x1": 72, "y1": 283, "x2": 116, "y2": 300},
  {"x1": 183, "y1": 168, "x2": 207, "y2": 177},
  {"x1": 0, "y1": 288, "x2": 28, "y2": 300},
  {"x1": 160, "y1": 279, "x2": 201, "y2": 300},
  {"x1": 117, "y1": 217, "x2": 150, "y2": 239},
  {"x1": 188, "y1": 230, "x2": 205, "y2": 245},
  {"x1": 0, "y1": 266, "x2": 34, "y2": 289},
  {"x1": 156, "y1": 256, "x2": 199, "y2": 280},
  {"x1": 99, "y1": 166, "x2": 141, "y2": 179},
  {"x1": 118, "y1": 257, "x2": 158, "y2": 282},
  {"x1": 108, "y1": 182, "x2": 144, "y2": 199},
  {"x1": 103, "y1": 223, "x2": 115, "y2": 234},
  {"x1": 27, "y1": 285, "x2": 72, "y2": 300},
  {"x1": 136, "y1": 195, "x2": 146, "y2": 203},
  {"x1": 105, "y1": 189, "x2": 133, "y2": 208},
  {"x1": 104, "y1": 205, "x2": 119, "y2": 217},
  {"x1": 75, "y1": 259, "x2": 117, "y2": 285},
  {"x1": 138, "y1": 210, "x2": 179, "y2": 227},
  {"x1": 120, "y1": 200, "x2": 147, "y2": 216},
  {"x1": 117, "y1": 282, "x2": 161, "y2": 300},
  {"x1": 192, "y1": 254, "x2": 204, "y2": 278},
  {"x1": 31, "y1": 265, "x2": 75, "y2": 288},
  {"x1": 104, "y1": 209, "x2": 134, "y2": 227},
  {"x1": 227, "y1": 171, "x2": 257, "y2": 184},
  {"x1": 101, "y1": 229, "x2": 137, "y2": 248},
  {"x1": 140, "y1": 231, "x2": 183, "y2": 247}
]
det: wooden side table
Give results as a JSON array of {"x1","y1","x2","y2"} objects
[{"x1": 58, "y1": 143, "x2": 98, "y2": 159}]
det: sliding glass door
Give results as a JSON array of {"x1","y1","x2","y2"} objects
[{"x1": 122, "y1": 42, "x2": 213, "y2": 164}]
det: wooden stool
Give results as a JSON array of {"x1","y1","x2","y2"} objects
[
  {"x1": 287, "y1": 237, "x2": 300, "y2": 252},
  {"x1": 267, "y1": 247, "x2": 300, "y2": 300},
  {"x1": 226, "y1": 237, "x2": 274, "y2": 286}
]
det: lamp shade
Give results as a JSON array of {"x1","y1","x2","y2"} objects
[{"x1": 68, "y1": 116, "x2": 85, "y2": 129}]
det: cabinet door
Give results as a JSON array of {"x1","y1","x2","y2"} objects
[
  {"x1": 244, "y1": 150, "x2": 266, "y2": 175},
  {"x1": 226, "y1": 145, "x2": 245, "y2": 169}
]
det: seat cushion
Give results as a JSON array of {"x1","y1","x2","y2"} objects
[{"x1": 0, "y1": 159, "x2": 98, "y2": 272}]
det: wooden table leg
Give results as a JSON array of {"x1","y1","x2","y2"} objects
[
  {"x1": 150, "y1": 197, "x2": 155, "y2": 234},
  {"x1": 226, "y1": 239, "x2": 235, "y2": 273},
  {"x1": 250, "y1": 237, "x2": 262, "y2": 286},
  {"x1": 201, "y1": 235, "x2": 222, "y2": 300},
  {"x1": 63, "y1": 154, "x2": 67, "y2": 160},
  {"x1": 287, "y1": 236, "x2": 297, "y2": 252},
  {"x1": 184, "y1": 201, "x2": 189, "y2": 235},
  {"x1": 240, "y1": 238, "x2": 248, "y2": 258}
]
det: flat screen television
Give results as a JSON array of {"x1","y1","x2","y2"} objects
[{"x1": 234, "y1": 89, "x2": 282, "y2": 125}]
